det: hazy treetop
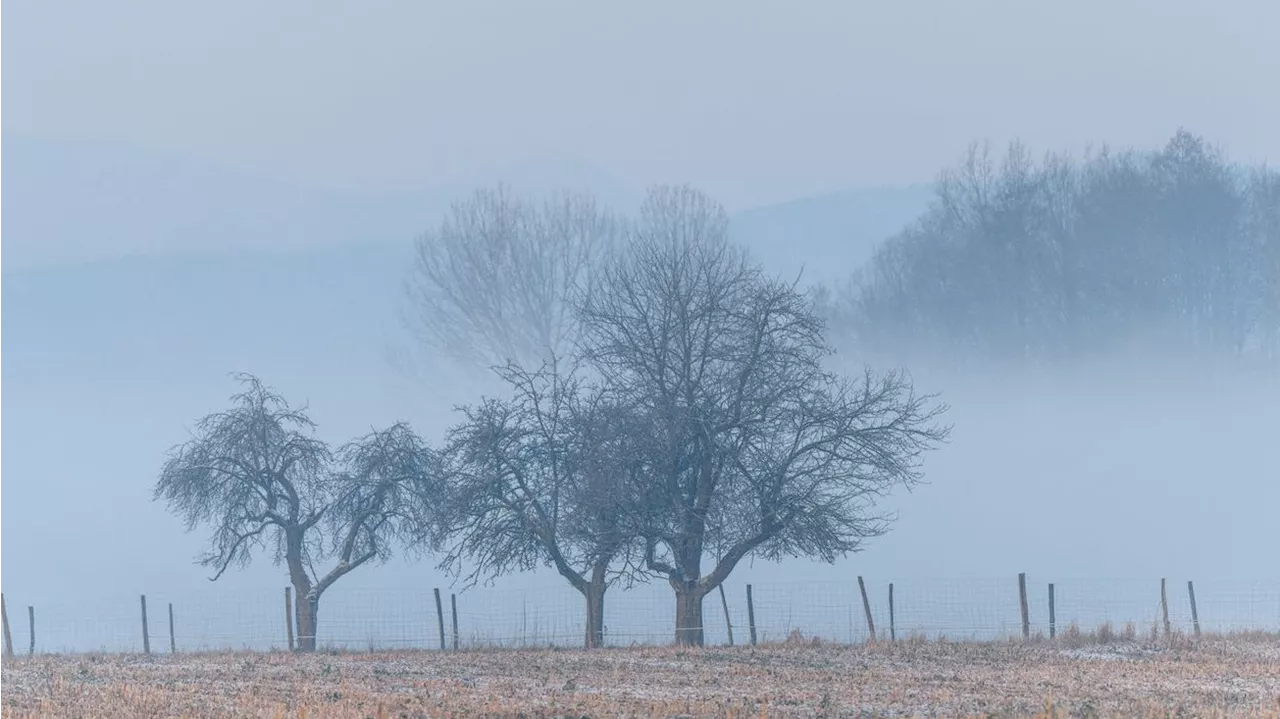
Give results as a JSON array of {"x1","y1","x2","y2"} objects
[{"x1": 6, "y1": 0, "x2": 1277, "y2": 209}]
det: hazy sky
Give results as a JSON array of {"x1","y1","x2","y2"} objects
[{"x1": 6, "y1": 0, "x2": 1278, "y2": 209}]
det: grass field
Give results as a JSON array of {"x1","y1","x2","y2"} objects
[{"x1": 2, "y1": 631, "x2": 1278, "y2": 718}]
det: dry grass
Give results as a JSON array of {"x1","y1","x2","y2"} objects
[{"x1": 2, "y1": 632, "x2": 1278, "y2": 718}]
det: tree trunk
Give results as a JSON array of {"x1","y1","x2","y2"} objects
[
  {"x1": 295, "y1": 586, "x2": 318, "y2": 652},
  {"x1": 285, "y1": 532, "x2": 317, "y2": 652},
  {"x1": 674, "y1": 586, "x2": 705, "y2": 647},
  {"x1": 584, "y1": 583, "x2": 606, "y2": 649},
  {"x1": 583, "y1": 560, "x2": 609, "y2": 649}
]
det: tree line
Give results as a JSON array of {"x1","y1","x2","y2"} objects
[
  {"x1": 156, "y1": 186, "x2": 949, "y2": 650},
  {"x1": 826, "y1": 130, "x2": 1279, "y2": 365}
]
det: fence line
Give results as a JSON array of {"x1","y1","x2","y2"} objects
[{"x1": 3, "y1": 575, "x2": 1277, "y2": 654}]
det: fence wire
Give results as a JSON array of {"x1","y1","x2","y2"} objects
[{"x1": 2, "y1": 575, "x2": 1277, "y2": 654}]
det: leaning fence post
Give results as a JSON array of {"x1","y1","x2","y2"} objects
[
  {"x1": 140, "y1": 595, "x2": 151, "y2": 655},
  {"x1": 888, "y1": 583, "x2": 896, "y2": 643},
  {"x1": 1018, "y1": 573, "x2": 1030, "y2": 639},
  {"x1": 1048, "y1": 583, "x2": 1056, "y2": 639},
  {"x1": 1160, "y1": 578, "x2": 1170, "y2": 638},
  {"x1": 1, "y1": 594, "x2": 13, "y2": 658},
  {"x1": 718, "y1": 584, "x2": 734, "y2": 646},
  {"x1": 745, "y1": 584, "x2": 758, "y2": 646},
  {"x1": 1187, "y1": 581, "x2": 1200, "y2": 637},
  {"x1": 168, "y1": 603, "x2": 177, "y2": 653},
  {"x1": 450, "y1": 593, "x2": 459, "y2": 651},
  {"x1": 27, "y1": 606, "x2": 36, "y2": 656},
  {"x1": 433, "y1": 588, "x2": 446, "y2": 651},
  {"x1": 857, "y1": 576, "x2": 876, "y2": 641}
]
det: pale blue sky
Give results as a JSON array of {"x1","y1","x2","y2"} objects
[{"x1": 6, "y1": 0, "x2": 1278, "y2": 210}]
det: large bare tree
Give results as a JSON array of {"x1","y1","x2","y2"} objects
[
  {"x1": 579, "y1": 186, "x2": 949, "y2": 645},
  {"x1": 154, "y1": 374, "x2": 436, "y2": 651},
  {"x1": 407, "y1": 186, "x2": 620, "y2": 369},
  {"x1": 440, "y1": 361, "x2": 645, "y2": 648}
]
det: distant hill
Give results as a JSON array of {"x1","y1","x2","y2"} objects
[
  {"x1": 3, "y1": 132, "x2": 929, "y2": 276},
  {"x1": 1, "y1": 181, "x2": 933, "y2": 398},
  {"x1": 2, "y1": 133, "x2": 450, "y2": 271},
  {"x1": 2, "y1": 134, "x2": 931, "y2": 406}
]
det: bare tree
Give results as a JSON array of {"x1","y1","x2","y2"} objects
[
  {"x1": 440, "y1": 360, "x2": 645, "y2": 648},
  {"x1": 407, "y1": 186, "x2": 620, "y2": 370},
  {"x1": 579, "y1": 186, "x2": 949, "y2": 645},
  {"x1": 153, "y1": 374, "x2": 435, "y2": 651}
]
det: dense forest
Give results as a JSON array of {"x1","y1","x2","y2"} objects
[{"x1": 828, "y1": 131, "x2": 1279, "y2": 366}]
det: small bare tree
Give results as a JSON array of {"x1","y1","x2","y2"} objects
[
  {"x1": 579, "y1": 186, "x2": 950, "y2": 646},
  {"x1": 407, "y1": 186, "x2": 620, "y2": 370},
  {"x1": 154, "y1": 374, "x2": 435, "y2": 651},
  {"x1": 440, "y1": 361, "x2": 645, "y2": 648}
]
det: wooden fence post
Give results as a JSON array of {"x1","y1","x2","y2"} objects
[
  {"x1": 888, "y1": 583, "x2": 896, "y2": 643},
  {"x1": 745, "y1": 584, "x2": 757, "y2": 646},
  {"x1": 168, "y1": 603, "x2": 177, "y2": 653},
  {"x1": 284, "y1": 587, "x2": 295, "y2": 651},
  {"x1": 857, "y1": 576, "x2": 876, "y2": 641},
  {"x1": 1187, "y1": 581, "x2": 1200, "y2": 637},
  {"x1": 450, "y1": 593, "x2": 459, "y2": 651},
  {"x1": 1, "y1": 594, "x2": 13, "y2": 658},
  {"x1": 140, "y1": 595, "x2": 151, "y2": 655},
  {"x1": 308, "y1": 594, "x2": 320, "y2": 650},
  {"x1": 27, "y1": 606, "x2": 36, "y2": 656},
  {"x1": 717, "y1": 584, "x2": 734, "y2": 646},
  {"x1": 433, "y1": 588, "x2": 446, "y2": 651},
  {"x1": 1160, "y1": 578, "x2": 1170, "y2": 638},
  {"x1": 1018, "y1": 573, "x2": 1030, "y2": 639},
  {"x1": 1048, "y1": 583, "x2": 1056, "y2": 639}
]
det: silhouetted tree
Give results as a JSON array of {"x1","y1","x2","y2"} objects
[
  {"x1": 440, "y1": 361, "x2": 646, "y2": 648},
  {"x1": 579, "y1": 186, "x2": 949, "y2": 646},
  {"x1": 154, "y1": 374, "x2": 435, "y2": 651}
]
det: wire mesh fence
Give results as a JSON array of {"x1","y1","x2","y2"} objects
[{"x1": 3, "y1": 575, "x2": 1277, "y2": 655}]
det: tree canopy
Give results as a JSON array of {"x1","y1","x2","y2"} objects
[
  {"x1": 154, "y1": 374, "x2": 437, "y2": 651},
  {"x1": 575, "y1": 186, "x2": 950, "y2": 645},
  {"x1": 440, "y1": 361, "x2": 647, "y2": 647}
]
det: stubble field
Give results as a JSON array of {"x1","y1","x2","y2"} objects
[{"x1": 3, "y1": 633, "x2": 1279, "y2": 718}]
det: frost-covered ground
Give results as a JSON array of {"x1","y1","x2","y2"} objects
[{"x1": 3, "y1": 634, "x2": 1278, "y2": 718}]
